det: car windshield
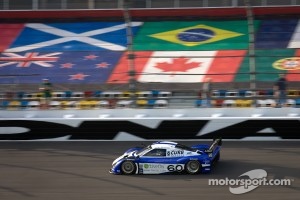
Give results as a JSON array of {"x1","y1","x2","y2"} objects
[
  {"x1": 175, "y1": 143, "x2": 197, "y2": 152},
  {"x1": 136, "y1": 145, "x2": 152, "y2": 155}
]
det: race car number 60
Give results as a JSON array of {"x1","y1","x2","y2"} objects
[{"x1": 167, "y1": 165, "x2": 183, "y2": 172}]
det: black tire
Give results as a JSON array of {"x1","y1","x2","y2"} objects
[
  {"x1": 185, "y1": 160, "x2": 201, "y2": 174},
  {"x1": 121, "y1": 161, "x2": 136, "y2": 175}
]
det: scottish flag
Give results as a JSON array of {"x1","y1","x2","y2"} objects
[{"x1": 5, "y1": 22, "x2": 142, "y2": 52}]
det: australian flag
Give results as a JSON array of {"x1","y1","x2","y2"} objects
[{"x1": 0, "y1": 22, "x2": 142, "y2": 84}]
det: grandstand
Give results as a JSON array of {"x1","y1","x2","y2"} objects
[{"x1": 0, "y1": 0, "x2": 300, "y2": 109}]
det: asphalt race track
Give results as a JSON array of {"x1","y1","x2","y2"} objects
[{"x1": 0, "y1": 141, "x2": 299, "y2": 200}]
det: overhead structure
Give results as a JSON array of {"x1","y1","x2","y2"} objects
[
  {"x1": 244, "y1": 0, "x2": 256, "y2": 90},
  {"x1": 122, "y1": 0, "x2": 137, "y2": 105}
]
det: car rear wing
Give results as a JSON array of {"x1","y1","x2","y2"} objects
[{"x1": 205, "y1": 138, "x2": 222, "y2": 153}]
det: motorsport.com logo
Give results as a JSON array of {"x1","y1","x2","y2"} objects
[{"x1": 208, "y1": 169, "x2": 293, "y2": 194}]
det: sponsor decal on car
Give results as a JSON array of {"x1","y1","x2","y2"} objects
[
  {"x1": 139, "y1": 163, "x2": 166, "y2": 174},
  {"x1": 167, "y1": 164, "x2": 184, "y2": 172},
  {"x1": 139, "y1": 163, "x2": 184, "y2": 174},
  {"x1": 144, "y1": 163, "x2": 164, "y2": 169},
  {"x1": 166, "y1": 150, "x2": 184, "y2": 157}
]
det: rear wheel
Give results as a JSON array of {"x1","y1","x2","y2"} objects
[
  {"x1": 185, "y1": 160, "x2": 201, "y2": 174},
  {"x1": 121, "y1": 161, "x2": 136, "y2": 175}
]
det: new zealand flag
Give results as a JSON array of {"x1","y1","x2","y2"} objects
[{"x1": 0, "y1": 51, "x2": 123, "y2": 84}]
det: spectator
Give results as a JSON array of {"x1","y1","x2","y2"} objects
[
  {"x1": 39, "y1": 78, "x2": 53, "y2": 109},
  {"x1": 202, "y1": 77, "x2": 212, "y2": 107},
  {"x1": 274, "y1": 74, "x2": 287, "y2": 107}
]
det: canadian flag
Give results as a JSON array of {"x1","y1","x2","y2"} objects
[{"x1": 108, "y1": 50, "x2": 247, "y2": 83}]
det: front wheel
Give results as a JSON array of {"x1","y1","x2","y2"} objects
[
  {"x1": 121, "y1": 161, "x2": 136, "y2": 175},
  {"x1": 185, "y1": 160, "x2": 201, "y2": 174}
]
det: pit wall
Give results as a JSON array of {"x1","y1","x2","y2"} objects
[{"x1": 0, "y1": 108, "x2": 299, "y2": 141}]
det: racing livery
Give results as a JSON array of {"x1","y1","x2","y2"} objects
[{"x1": 110, "y1": 138, "x2": 222, "y2": 175}]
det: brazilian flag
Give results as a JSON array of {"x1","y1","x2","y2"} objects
[
  {"x1": 234, "y1": 49, "x2": 297, "y2": 82},
  {"x1": 133, "y1": 20, "x2": 260, "y2": 51}
]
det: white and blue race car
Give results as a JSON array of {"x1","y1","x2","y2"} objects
[{"x1": 110, "y1": 138, "x2": 222, "y2": 175}]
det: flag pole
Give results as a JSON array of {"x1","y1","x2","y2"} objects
[{"x1": 123, "y1": 0, "x2": 137, "y2": 107}]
